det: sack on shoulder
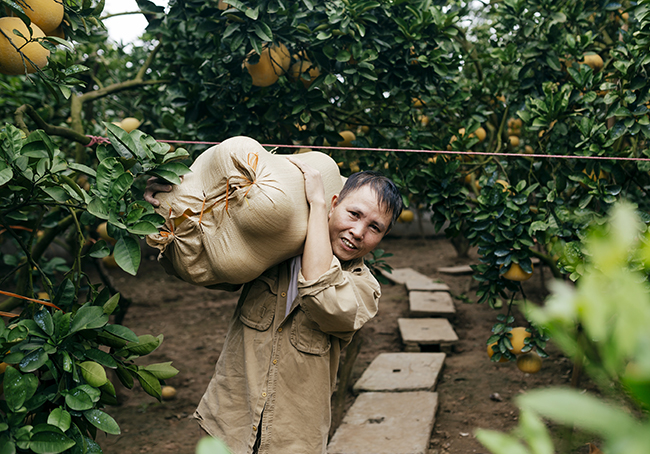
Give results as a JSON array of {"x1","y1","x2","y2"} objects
[{"x1": 146, "y1": 136, "x2": 343, "y2": 286}]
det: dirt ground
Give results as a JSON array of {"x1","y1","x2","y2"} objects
[{"x1": 95, "y1": 234, "x2": 599, "y2": 454}]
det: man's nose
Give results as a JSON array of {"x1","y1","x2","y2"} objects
[{"x1": 350, "y1": 222, "x2": 364, "y2": 239}]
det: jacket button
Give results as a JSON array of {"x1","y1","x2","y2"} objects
[
  {"x1": 281, "y1": 292, "x2": 287, "y2": 297},
  {"x1": 278, "y1": 327, "x2": 282, "y2": 332},
  {"x1": 262, "y1": 392, "x2": 267, "y2": 397},
  {"x1": 253, "y1": 426, "x2": 257, "y2": 431},
  {"x1": 273, "y1": 359, "x2": 278, "y2": 365}
]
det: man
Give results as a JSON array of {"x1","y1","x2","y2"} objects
[{"x1": 145, "y1": 157, "x2": 402, "y2": 453}]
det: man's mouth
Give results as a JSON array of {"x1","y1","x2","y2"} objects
[{"x1": 342, "y1": 238, "x2": 356, "y2": 249}]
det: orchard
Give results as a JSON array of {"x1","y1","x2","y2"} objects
[{"x1": 1, "y1": 0, "x2": 650, "y2": 453}]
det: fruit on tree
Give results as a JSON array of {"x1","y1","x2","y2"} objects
[
  {"x1": 508, "y1": 327, "x2": 531, "y2": 355},
  {"x1": 0, "y1": 17, "x2": 49, "y2": 75},
  {"x1": 102, "y1": 254, "x2": 118, "y2": 268},
  {"x1": 495, "y1": 179, "x2": 509, "y2": 192},
  {"x1": 96, "y1": 222, "x2": 116, "y2": 245},
  {"x1": 412, "y1": 98, "x2": 425, "y2": 108},
  {"x1": 516, "y1": 351, "x2": 542, "y2": 373},
  {"x1": 487, "y1": 342, "x2": 508, "y2": 362},
  {"x1": 508, "y1": 135, "x2": 520, "y2": 147},
  {"x1": 162, "y1": 385, "x2": 177, "y2": 400},
  {"x1": 289, "y1": 57, "x2": 320, "y2": 88},
  {"x1": 119, "y1": 117, "x2": 141, "y2": 133},
  {"x1": 337, "y1": 130, "x2": 356, "y2": 147},
  {"x1": 217, "y1": 0, "x2": 230, "y2": 10},
  {"x1": 244, "y1": 43, "x2": 291, "y2": 87},
  {"x1": 502, "y1": 263, "x2": 533, "y2": 281},
  {"x1": 582, "y1": 53, "x2": 604, "y2": 71},
  {"x1": 398, "y1": 209, "x2": 414, "y2": 223},
  {"x1": 11, "y1": 0, "x2": 64, "y2": 35},
  {"x1": 474, "y1": 126, "x2": 487, "y2": 142}
]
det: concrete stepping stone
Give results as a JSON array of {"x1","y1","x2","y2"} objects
[
  {"x1": 409, "y1": 291, "x2": 455, "y2": 318},
  {"x1": 405, "y1": 280, "x2": 450, "y2": 292},
  {"x1": 380, "y1": 267, "x2": 430, "y2": 285},
  {"x1": 353, "y1": 352, "x2": 446, "y2": 393},
  {"x1": 437, "y1": 264, "x2": 474, "y2": 275},
  {"x1": 327, "y1": 391, "x2": 438, "y2": 454},
  {"x1": 398, "y1": 318, "x2": 458, "y2": 352}
]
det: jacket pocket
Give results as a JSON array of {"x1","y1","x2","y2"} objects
[
  {"x1": 290, "y1": 308, "x2": 331, "y2": 355},
  {"x1": 239, "y1": 276, "x2": 276, "y2": 331}
]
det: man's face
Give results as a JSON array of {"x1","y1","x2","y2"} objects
[{"x1": 328, "y1": 185, "x2": 393, "y2": 261}]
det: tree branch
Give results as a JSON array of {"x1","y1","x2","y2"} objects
[{"x1": 15, "y1": 104, "x2": 92, "y2": 145}]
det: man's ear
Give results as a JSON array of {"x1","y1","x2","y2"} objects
[{"x1": 329, "y1": 194, "x2": 339, "y2": 218}]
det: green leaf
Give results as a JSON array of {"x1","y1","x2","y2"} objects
[
  {"x1": 84, "y1": 409, "x2": 121, "y2": 435},
  {"x1": 88, "y1": 240, "x2": 110, "y2": 259},
  {"x1": 102, "y1": 293, "x2": 120, "y2": 315},
  {"x1": 143, "y1": 362, "x2": 179, "y2": 380},
  {"x1": 4, "y1": 366, "x2": 38, "y2": 411},
  {"x1": 517, "y1": 388, "x2": 641, "y2": 438},
  {"x1": 196, "y1": 436, "x2": 233, "y2": 454},
  {"x1": 113, "y1": 236, "x2": 141, "y2": 276},
  {"x1": 87, "y1": 197, "x2": 109, "y2": 220},
  {"x1": 0, "y1": 167, "x2": 13, "y2": 186},
  {"x1": 79, "y1": 361, "x2": 108, "y2": 387},
  {"x1": 127, "y1": 221, "x2": 159, "y2": 236},
  {"x1": 19, "y1": 349, "x2": 48, "y2": 373},
  {"x1": 126, "y1": 334, "x2": 163, "y2": 356},
  {"x1": 111, "y1": 172, "x2": 134, "y2": 200},
  {"x1": 95, "y1": 158, "x2": 125, "y2": 198},
  {"x1": 135, "y1": 369, "x2": 162, "y2": 400},
  {"x1": 105, "y1": 122, "x2": 136, "y2": 159},
  {"x1": 42, "y1": 186, "x2": 70, "y2": 203},
  {"x1": 84, "y1": 348, "x2": 118, "y2": 369},
  {"x1": 70, "y1": 305, "x2": 109, "y2": 333},
  {"x1": 29, "y1": 428, "x2": 76, "y2": 454},
  {"x1": 103, "y1": 324, "x2": 139, "y2": 343},
  {"x1": 47, "y1": 407, "x2": 72, "y2": 432},
  {"x1": 253, "y1": 23, "x2": 272, "y2": 41},
  {"x1": 68, "y1": 163, "x2": 97, "y2": 178},
  {"x1": 34, "y1": 309, "x2": 54, "y2": 337},
  {"x1": 64, "y1": 387, "x2": 94, "y2": 411},
  {"x1": 475, "y1": 429, "x2": 529, "y2": 454}
]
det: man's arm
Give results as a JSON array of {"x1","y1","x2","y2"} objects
[{"x1": 286, "y1": 157, "x2": 333, "y2": 280}]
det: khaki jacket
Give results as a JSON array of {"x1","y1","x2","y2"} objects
[{"x1": 194, "y1": 256, "x2": 381, "y2": 454}]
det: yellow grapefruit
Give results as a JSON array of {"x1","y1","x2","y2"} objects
[
  {"x1": 337, "y1": 130, "x2": 356, "y2": 147},
  {"x1": 11, "y1": 0, "x2": 64, "y2": 35},
  {"x1": 487, "y1": 342, "x2": 508, "y2": 363},
  {"x1": 289, "y1": 58, "x2": 320, "y2": 88},
  {"x1": 502, "y1": 263, "x2": 533, "y2": 281},
  {"x1": 516, "y1": 351, "x2": 542, "y2": 373},
  {"x1": 508, "y1": 327, "x2": 531, "y2": 355},
  {"x1": 0, "y1": 17, "x2": 49, "y2": 75},
  {"x1": 398, "y1": 209, "x2": 414, "y2": 223},
  {"x1": 119, "y1": 117, "x2": 141, "y2": 133}
]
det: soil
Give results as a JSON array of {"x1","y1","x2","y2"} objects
[{"x1": 95, "y1": 235, "x2": 599, "y2": 454}]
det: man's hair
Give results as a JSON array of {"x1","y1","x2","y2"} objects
[{"x1": 337, "y1": 171, "x2": 403, "y2": 231}]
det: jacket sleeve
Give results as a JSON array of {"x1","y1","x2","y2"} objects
[{"x1": 297, "y1": 256, "x2": 381, "y2": 341}]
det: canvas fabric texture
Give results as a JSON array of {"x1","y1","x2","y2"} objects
[{"x1": 146, "y1": 136, "x2": 343, "y2": 286}]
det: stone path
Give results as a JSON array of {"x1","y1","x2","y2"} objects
[{"x1": 327, "y1": 268, "x2": 459, "y2": 454}]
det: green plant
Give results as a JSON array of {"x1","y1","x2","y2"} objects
[
  {"x1": 0, "y1": 292, "x2": 179, "y2": 453},
  {"x1": 475, "y1": 203, "x2": 650, "y2": 453}
]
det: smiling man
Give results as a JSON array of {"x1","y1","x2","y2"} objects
[{"x1": 145, "y1": 158, "x2": 402, "y2": 454}]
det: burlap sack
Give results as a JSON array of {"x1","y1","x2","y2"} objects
[{"x1": 146, "y1": 136, "x2": 343, "y2": 286}]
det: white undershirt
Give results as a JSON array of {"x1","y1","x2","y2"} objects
[{"x1": 286, "y1": 255, "x2": 302, "y2": 317}]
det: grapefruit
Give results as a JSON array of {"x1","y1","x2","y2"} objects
[{"x1": 0, "y1": 17, "x2": 49, "y2": 75}]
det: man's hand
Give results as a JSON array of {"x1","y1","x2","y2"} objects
[
  {"x1": 144, "y1": 176, "x2": 173, "y2": 207},
  {"x1": 286, "y1": 156, "x2": 326, "y2": 207}
]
